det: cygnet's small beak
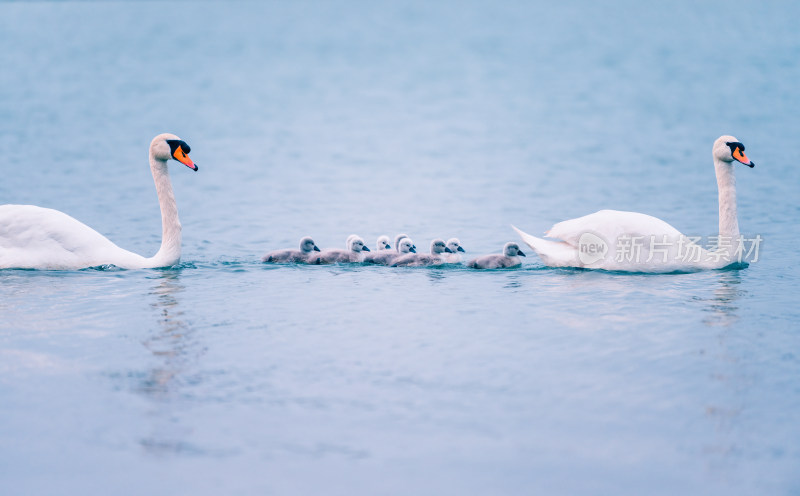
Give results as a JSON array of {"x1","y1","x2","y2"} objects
[
  {"x1": 313, "y1": 245, "x2": 321, "y2": 252},
  {"x1": 457, "y1": 246, "x2": 465, "y2": 252},
  {"x1": 518, "y1": 250, "x2": 527, "y2": 257},
  {"x1": 362, "y1": 246, "x2": 370, "y2": 251},
  {"x1": 409, "y1": 247, "x2": 417, "y2": 253},
  {"x1": 445, "y1": 247, "x2": 453, "y2": 253},
  {"x1": 733, "y1": 147, "x2": 754, "y2": 168}
]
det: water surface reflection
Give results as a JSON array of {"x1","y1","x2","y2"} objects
[
  {"x1": 701, "y1": 271, "x2": 749, "y2": 473},
  {"x1": 138, "y1": 269, "x2": 203, "y2": 456},
  {"x1": 701, "y1": 271, "x2": 744, "y2": 328}
]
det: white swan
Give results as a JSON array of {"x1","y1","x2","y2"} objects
[
  {"x1": 314, "y1": 235, "x2": 370, "y2": 264},
  {"x1": 365, "y1": 237, "x2": 415, "y2": 265},
  {"x1": 0, "y1": 133, "x2": 197, "y2": 270},
  {"x1": 466, "y1": 242, "x2": 525, "y2": 269},
  {"x1": 444, "y1": 238, "x2": 465, "y2": 263},
  {"x1": 513, "y1": 135, "x2": 755, "y2": 272},
  {"x1": 391, "y1": 239, "x2": 451, "y2": 267},
  {"x1": 262, "y1": 236, "x2": 320, "y2": 263}
]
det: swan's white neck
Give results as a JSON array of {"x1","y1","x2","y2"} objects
[
  {"x1": 148, "y1": 154, "x2": 181, "y2": 267},
  {"x1": 713, "y1": 156, "x2": 739, "y2": 264},
  {"x1": 714, "y1": 157, "x2": 739, "y2": 238}
]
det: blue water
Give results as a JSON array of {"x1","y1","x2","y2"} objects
[{"x1": 2, "y1": 1, "x2": 800, "y2": 495}]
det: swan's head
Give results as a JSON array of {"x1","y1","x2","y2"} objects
[
  {"x1": 150, "y1": 133, "x2": 198, "y2": 171},
  {"x1": 504, "y1": 242, "x2": 526, "y2": 257},
  {"x1": 377, "y1": 235, "x2": 392, "y2": 250},
  {"x1": 430, "y1": 239, "x2": 451, "y2": 254},
  {"x1": 398, "y1": 238, "x2": 416, "y2": 254},
  {"x1": 299, "y1": 236, "x2": 320, "y2": 254},
  {"x1": 348, "y1": 235, "x2": 369, "y2": 252},
  {"x1": 446, "y1": 238, "x2": 465, "y2": 253},
  {"x1": 714, "y1": 135, "x2": 754, "y2": 168}
]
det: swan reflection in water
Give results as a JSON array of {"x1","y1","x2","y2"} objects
[
  {"x1": 138, "y1": 269, "x2": 203, "y2": 456},
  {"x1": 701, "y1": 271, "x2": 744, "y2": 328},
  {"x1": 139, "y1": 270, "x2": 196, "y2": 395},
  {"x1": 699, "y1": 270, "x2": 750, "y2": 470}
]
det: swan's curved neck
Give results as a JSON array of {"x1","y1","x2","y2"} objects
[
  {"x1": 712, "y1": 156, "x2": 739, "y2": 266},
  {"x1": 714, "y1": 157, "x2": 739, "y2": 239},
  {"x1": 148, "y1": 155, "x2": 181, "y2": 267}
]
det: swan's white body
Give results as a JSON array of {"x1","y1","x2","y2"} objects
[
  {"x1": 0, "y1": 133, "x2": 196, "y2": 270},
  {"x1": 513, "y1": 136, "x2": 753, "y2": 273}
]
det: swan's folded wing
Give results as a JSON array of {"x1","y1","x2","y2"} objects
[
  {"x1": 545, "y1": 209, "x2": 682, "y2": 246},
  {"x1": 0, "y1": 205, "x2": 139, "y2": 269}
]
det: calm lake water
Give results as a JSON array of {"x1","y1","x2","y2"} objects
[{"x1": 1, "y1": 1, "x2": 799, "y2": 495}]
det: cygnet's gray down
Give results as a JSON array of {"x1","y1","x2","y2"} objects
[
  {"x1": 466, "y1": 242, "x2": 526, "y2": 269},
  {"x1": 365, "y1": 237, "x2": 416, "y2": 265},
  {"x1": 376, "y1": 235, "x2": 392, "y2": 251},
  {"x1": 394, "y1": 233, "x2": 417, "y2": 253},
  {"x1": 262, "y1": 236, "x2": 320, "y2": 263},
  {"x1": 444, "y1": 238, "x2": 466, "y2": 263},
  {"x1": 392, "y1": 239, "x2": 451, "y2": 267},
  {"x1": 313, "y1": 235, "x2": 370, "y2": 264}
]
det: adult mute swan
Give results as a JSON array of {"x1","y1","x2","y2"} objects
[
  {"x1": 513, "y1": 136, "x2": 754, "y2": 272},
  {"x1": 0, "y1": 133, "x2": 198, "y2": 270}
]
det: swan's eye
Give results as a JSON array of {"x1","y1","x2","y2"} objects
[{"x1": 726, "y1": 141, "x2": 744, "y2": 155}]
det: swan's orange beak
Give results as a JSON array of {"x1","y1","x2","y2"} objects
[
  {"x1": 173, "y1": 146, "x2": 198, "y2": 171},
  {"x1": 732, "y1": 147, "x2": 754, "y2": 168}
]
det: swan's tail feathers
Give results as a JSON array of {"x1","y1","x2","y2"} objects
[{"x1": 511, "y1": 225, "x2": 579, "y2": 267}]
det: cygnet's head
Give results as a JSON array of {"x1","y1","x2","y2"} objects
[
  {"x1": 299, "y1": 236, "x2": 320, "y2": 254},
  {"x1": 398, "y1": 238, "x2": 416, "y2": 254},
  {"x1": 446, "y1": 238, "x2": 465, "y2": 253},
  {"x1": 503, "y1": 242, "x2": 526, "y2": 257},
  {"x1": 348, "y1": 235, "x2": 369, "y2": 252},
  {"x1": 149, "y1": 133, "x2": 198, "y2": 171},
  {"x1": 377, "y1": 235, "x2": 392, "y2": 250},
  {"x1": 430, "y1": 239, "x2": 451, "y2": 255},
  {"x1": 713, "y1": 135, "x2": 754, "y2": 168},
  {"x1": 394, "y1": 233, "x2": 410, "y2": 251}
]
